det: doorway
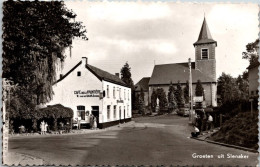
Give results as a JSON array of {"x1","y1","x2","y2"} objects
[{"x1": 91, "y1": 106, "x2": 99, "y2": 128}]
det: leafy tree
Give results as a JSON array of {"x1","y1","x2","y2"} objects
[
  {"x1": 174, "y1": 81, "x2": 184, "y2": 108},
  {"x1": 3, "y1": 1, "x2": 87, "y2": 105},
  {"x1": 195, "y1": 80, "x2": 204, "y2": 96},
  {"x1": 157, "y1": 88, "x2": 168, "y2": 111},
  {"x1": 183, "y1": 80, "x2": 189, "y2": 103},
  {"x1": 120, "y1": 62, "x2": 135, "y2": 110},
  {"x1": 217, "y1": 73, "x2": 240, "y2": 104},
  {"x1": 138, "y1": 89, "x2": 145, "y2": 115},
  {"x1": 151, "y1": 88, "x2": 157, "y2": 112},
  {"x1": 236, "y1": 75, "x2": 249, "y2": 100},
  {"x1": 168, "y1": 82, "x2": 177, "y2": 112},
  {"x1": 242, "y1": 39, "x2": 259, "y2": 65},
  {"x1": 120, "y1": 62, "x2": 135, "y2": 90}
]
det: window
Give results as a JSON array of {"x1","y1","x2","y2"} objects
[
  {"x1": 124, "y1": 89, "x2": 126, "y2": 100},
  {"x1": 128, "y1": 90, "x2": 130, "y2": 100},
  {"x1": 113, "y1": 87, "x2": 116, "y2": 98},
  {"x1": 77, "y1": 71, "x2": 81, "y2": 76},
  {"x1": 201, "y1": 49, "x2": 208, "y2": 59},
  {"x1": 127, "y1": 105, "x2": 129, "y2": 117},
  {"x1": 107, "y1": 105, "x2": 110, "y2": 120},
  {"x1": 107, "y1": 85, "x2": 109, "y2": 98},
  {"x1": 119, "y1": 88, "x2": 121, "y2": 99},
  {"x1": 113, "y1": 105, "x2": 117, "y2": 119}
]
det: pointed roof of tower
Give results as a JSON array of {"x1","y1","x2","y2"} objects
[{"x1": 193, "y1": 17, "x2": 217, "y2": 46}]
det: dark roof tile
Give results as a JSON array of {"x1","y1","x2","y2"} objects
[{"x1": 135, "y1": 77, "x2": 150, "y2": 91}]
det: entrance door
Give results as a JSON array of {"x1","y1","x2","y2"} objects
[{"x1": 91, "y1": 106, "x2": 99, "y2": 128}]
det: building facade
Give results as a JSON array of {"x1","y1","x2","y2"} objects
[
  {"x1": 148, "y1": 17, "x2": 217, "y2": 107},
  {"x1": 47, "y1": 57, "x2": 132, "y2": 128},
  {"x1": 135, "y1": 77, "x2": 150, "y2": 106},
  {"x1": 247, "y1": 62, "x2": 259, "y2": 98}
]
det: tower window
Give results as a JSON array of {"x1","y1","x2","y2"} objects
[
  {"x1": 77, "y1": 71, "x2": 81, "y2": 76},
  {"x1": 201, "y1": 49, "x2": 209, "y2": 59}
]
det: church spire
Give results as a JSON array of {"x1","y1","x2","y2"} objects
[{"x1": 193, "y1": 17, "x2": 217, "y2": 46}]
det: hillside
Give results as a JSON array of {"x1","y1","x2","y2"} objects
[{"x1": 209, "y1": 111, "x2": 258, "y2": 150}]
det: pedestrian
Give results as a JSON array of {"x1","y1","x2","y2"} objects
[
  {"x1": 191, "y1": 126, "x2": 200, "y2": 138},
  {"x1": 201, "y1": 110, "x2": 207, "y2": 131},
  {"x1": 77, "y1": 117, "x2": 81, "y2": 130},
  {"x1": 40, "y1": 121, "x2": 45, "y2": 135},
  {"x1": 207, "y1": 113, "x2": 213, "y2": 131},
  {"x1": 93, "y1": 116, "x2": 97, "y2": 130},
  {"x1": 90, "y1": 114, "x2": 94, "y2": 129},
  {"x1": 44, "y1": 122, "x2": 48, "y2": 135}
]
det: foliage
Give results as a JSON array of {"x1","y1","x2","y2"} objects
[
  {"x1": 157, "y1": 88, "x2": 168, "y2": 111},
  {"x1": 242, "y1": 39, "x2": 259, "y2": 65},
  {"x1": 183, "y1": 80, "x2": 189, "y2": 103},
  {"x1": 195, "y1": 80, "x2": 204, "y2": 97},
  {"x1": 138, "y1": 92, "x2": 146, "y2": 116},
  {"x1": 3, "y1": 1, "x2": 87, "y2": 105},
  {"x1": 217, "y1": 72, "x2": 248, "y2": 104},
  {"x1": 151, "y1": 88, "x2": 157, "y2": 112},
  {"x1": 168, "y1": 82, "x2": 177, "y2": 112},
  {"x1": 36, "y1": 104, "x2": 73, "y2": 120},
  {"x1": 210, "y1": 111, "x2": 258, "y2": 150},
  {"x1": 174, "y1": 81, "x2": 185, "y2": 108},
  {"x1": 120, "y1": 62, "x2": 135, "y2": 90}
]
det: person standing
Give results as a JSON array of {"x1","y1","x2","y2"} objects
[
  {"x1": 40, "y1": 121, "x2": 45, "y2": 135},
  {"x1": 207, "y1": 113, "x2": 213, "y2": 131},
  {"x1": 93, "y1": 116, "x2": 97, "y2": 130},
  {"x1": 44, "y1": 122, "x2": 48, "y2": 135},
  {"x1": 90, "y1": 114, "x2": 94, "y2": 129}
]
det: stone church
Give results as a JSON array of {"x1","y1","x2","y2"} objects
[{"x1": 148, "y1": 17, "x2": 217, "y2": 107}]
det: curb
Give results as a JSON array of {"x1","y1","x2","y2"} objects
[{"x1": 191, "y1": 137, "x2": 258, "y2": 153}]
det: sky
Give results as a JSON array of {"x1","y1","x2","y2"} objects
[{"x1": 62, "y1": 1, "x2": 258, "y2": 84}]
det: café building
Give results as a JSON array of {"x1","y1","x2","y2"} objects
[{"x1": 47, "y1": 57, "x2": 132, "y2": 128}]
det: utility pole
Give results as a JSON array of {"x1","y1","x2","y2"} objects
[{"x1": 188, "y1": 58, "x2": 193, "y2": 124}]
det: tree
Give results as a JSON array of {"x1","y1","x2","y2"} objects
[
  {"x1": 195, "y1": 80, "x2": 204, "y2": 96},
  {"x1": 217, "y1": 73, "x2": 240, "y2": 104},
  {"x1": 236, "y1": 75, "x2": 249, "y2": 100},
  {"x1": 174, "y1": 81, "x2": 184, "y2": 108},
  {"x1": 120, "y1": 62, "x2": 135, "y2": 109},
  {"x1": 138, "y1": 89, "x2": 145, "y2": 115},
  {"x1": 120, "y1": 62, "x2": 135, "y2": 90},
  {"x1": 242, "y1": 39, "x2": 259, "y2": 65},
  {"x1": 151, "y1": 88, "x2": 157, "y2": 112},
  {"x1": 157, "y1": 88, "x2": 168, "y2": 112},
  {"x1": 183, "y1": 80, "x2": 189, "y2": 103},
  {"x1": 3, "y1": 1, "x2": 87, "y2": 105},
  {"x1": 168, "y1": 82, "x2": 177, "y2": 112}
]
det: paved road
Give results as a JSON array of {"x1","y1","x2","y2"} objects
[{"x1": 9, "y1": 114, "x2": 258, "y2": 166}]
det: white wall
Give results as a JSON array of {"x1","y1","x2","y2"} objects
[
  {"x1": 47, "y1": 61, "x2": 103, "y2": 123},
  {"x1": 102, "y1": 80, "x2": 132, "y2": 123}
]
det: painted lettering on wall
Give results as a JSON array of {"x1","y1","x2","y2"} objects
[{"x1": 74, "y1": 90, "x2": 101, "y2": 97}]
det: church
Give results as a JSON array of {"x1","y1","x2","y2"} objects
[{"x1": 148, "y1": 17, "x2": 217, "y2": 107}]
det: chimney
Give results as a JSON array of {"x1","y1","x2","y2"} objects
[
  {"x1": 115, "y1": 73, "x2": 120, "y2": 78},
  {"x1": 82, "y1": 57, "x2": 88, "y2": 66}
]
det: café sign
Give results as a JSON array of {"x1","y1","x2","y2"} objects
[{"x1": 74, "y1": 90, "x2": 101, "y2": 97}]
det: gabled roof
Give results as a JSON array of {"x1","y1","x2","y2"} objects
[
  {"x1": 193, "y1": 17, "x2": 217, "y2": 46},
  {"x1": 55, "y1": 61, "x2": 128, "y2": 87},
  {"x1": 86, "y1": 64, "x2": 127, "y2": 86},
  {"x1": 135, "y1": 77, "x2": 150, "y2": 92},
  {"x1": 148, "y1": 62, "x2": 215, "y2": 85}
]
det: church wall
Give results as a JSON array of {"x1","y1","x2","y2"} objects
[{"x1": 148, "y1": 82, "x2": 217, "y2": 107}]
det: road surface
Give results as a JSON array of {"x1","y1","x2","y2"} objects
[{"x1": 8, "y1": 114, "x2": 258, "y2": 166}]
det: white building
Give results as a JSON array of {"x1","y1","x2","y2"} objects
[{"x1": 47, "y1": 57, "x2": 132, "y2": 129}]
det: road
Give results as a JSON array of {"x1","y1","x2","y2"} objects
[{"x1": 9, "y1": 114, "x2": 258, "y2": 166}]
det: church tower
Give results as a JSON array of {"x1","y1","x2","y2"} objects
[{"x1": 193, "y1": 17, "x2": 217, "y2": 82}]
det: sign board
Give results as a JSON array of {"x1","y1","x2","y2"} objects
[
  {"x1": 74, "y1": 90, "x2": 101, "y2": 97},
  {"x1": 117, "y1": 99, "x2": 124, "y2": 103},
  {"x1": 193, "y1": 96, "x2": 203, "y2": 102}
]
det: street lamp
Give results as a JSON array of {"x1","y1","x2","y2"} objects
[{"x1": 188, "y1": 58, "x2": 193, "y2": 123}]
